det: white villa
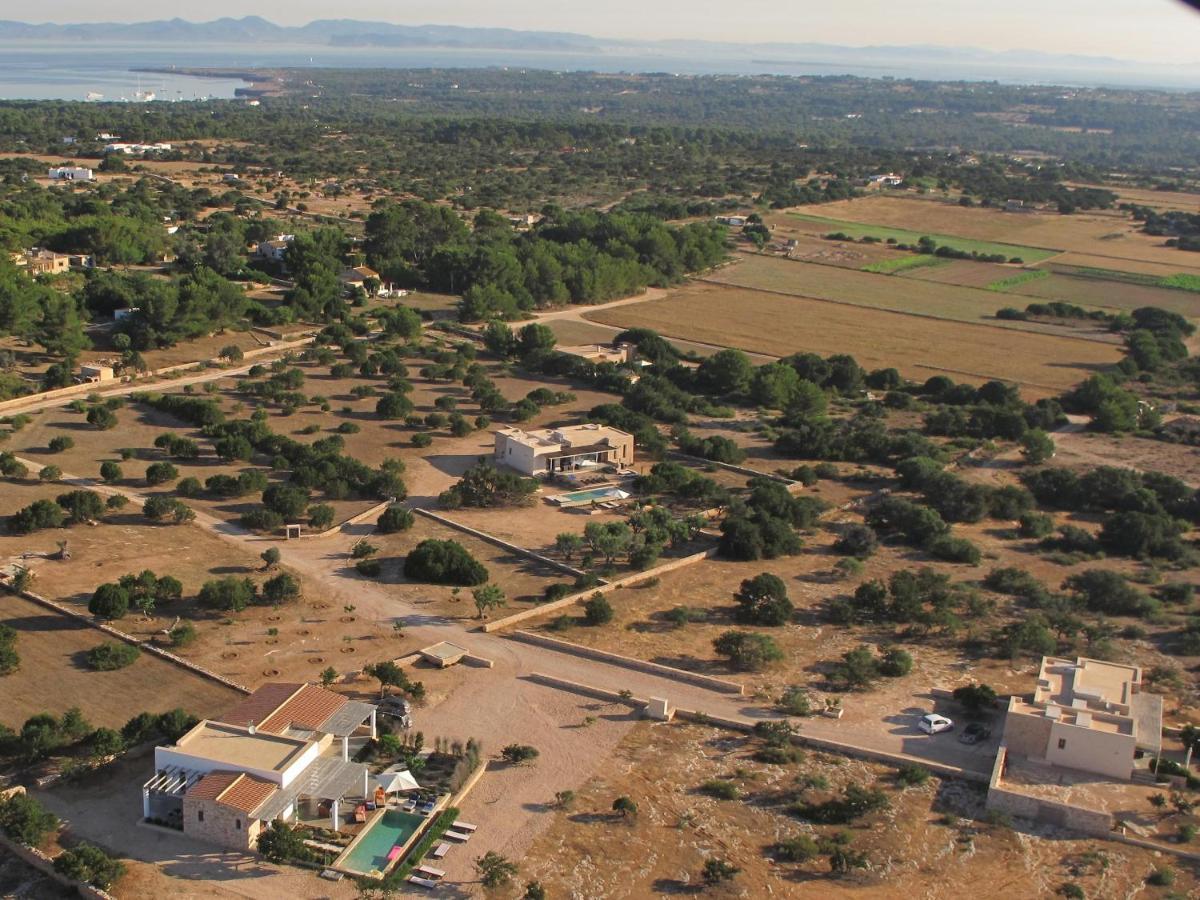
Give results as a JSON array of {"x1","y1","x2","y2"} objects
[
  {"x1": 494, "y1": 424, "x2": 634, "y2": 476},
  {"x1": 143, "y1": 682, "x2": 378, "y2": 850}
]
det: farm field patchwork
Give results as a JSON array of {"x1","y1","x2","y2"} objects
[
  {"x1": 702, "y1": 255, "x2": 1120, "y2": 340},
  {"x1": 784, "y1": 211, "x2": 1056, "y2": 262},
  {"x1": 1001, "y1": 272, "x2": 1200, "y2": 316},
  {"x1": 585, "y1": 282, "x2": 1123, "y2": 394},
  {"x1": 785, "y1": 195, "x2": 1200, "y2": 272}
]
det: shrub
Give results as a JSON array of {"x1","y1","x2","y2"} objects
[
  {"x1": 713, "y1": 631, "x2": 784, "y2": 671},
  {"x1": 197, "y1": 576, "x2": 256, "y2": 612},
  {"x1": 897, "y1": 764, "x2": 930, "y2": 786},
  {"x1": 411, "y1": 432, "x2": 433, "y2": 448},
  {"x1": 953, "y1": 684, "x2": 998, "y2": 716},
  {"x1": 879, "y1": 647, "x2": 913, "y2": 677},
  {"x1": 47, "y1": 436, "x2": 74, "y2": 453},
  {"x1": 734, "y1": 572, "x2": 794, "y2": 625},
  {"x1": 583, "y1": 593, "x2": 614, "y2": 625},
  {"x1": 404, "y1": 539, "x2": 489, "y2": 586},
  {"x1": 86, "y1": 641, "x2": 140, "y2": 671},
  {"x1": 926, "y1": 535, "x2": 981, "y2": 564},
  {"x1": 377, "y1": 505, "x2": 414, "y2": 533},
  {"x1": 9, "y1": 499, "x2": 66, "y2": 533},
  {"x1": 37, "y1": 465, "x2": 62, "y2": 482},
  {"x1": 256, "y1": 821, "x2": 312, "y2": 864},
  {"x1": 89, "y1": 583, "x2": 130, "y2": 620},
  {"x1": 356, "y1": 559, "x2": 382, "y2": 577},
  {"x1": 700, "y1": 779, "x2": 740, "y2": 800},
  {"x1": 262, "y1": 573, "x2": 301, "y2": 605},
  {"x1": 144, "y1": 462, "x2": 179, "y2": 485},
  {"x1": 834, "y1": 524, "x2": 878, "y2": 558},
  {"x1": 0, "y1": 792, "x2": 58, "y2": 846},
  {"x1": 176, "y1": 476, "x2": 202, "y2": 497},
  {"x1": 775, "y1": 835, "x2": 820, "y2": 862},
  {"x1": 169, "y1": 622, "x2": 196, "y2": 647},
  {"x1": 793, "y1": 785, "x2": 889, "y2": 824},
  {"x1": 501, "y1": 744, "x2": 540, "y2": 764},
  {"x1": 56, "y1": 490, "x2": 104, "y2": 524},
  {"x1": 53, "y1": 844, "x2": 124, "y2": 889},
  {"x1": 777, "y1": 686, "x2": 812, "y2": 716}
]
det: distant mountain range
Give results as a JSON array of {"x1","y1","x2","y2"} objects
[
  {"x1": 0, "y1": 17, "x2": 602, "y2": 51},
  {"x1": 0, "y1": 16, "x2": 1193, "y2": 84}
]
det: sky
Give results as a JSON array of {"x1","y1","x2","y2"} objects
[{"x1": 20, "y1": 1, "x2": 1200, "y2": 64}]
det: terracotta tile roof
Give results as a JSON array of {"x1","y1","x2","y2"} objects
[
  {"x1": 218, "y1": 683, "x2": 304, "y2": 731},
  {"x1": 260, "y1": 684, "x2": 347, "y2": 734},
  {"x1": 215, "y1": 773, "x2": 277, "y2": 815},
  {"x1": 187, "y1": 771, "x2": 240, "y2": 803}
]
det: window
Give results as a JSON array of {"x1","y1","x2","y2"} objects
[
  {"x1": 235, "y1": 819, "x2": 242, "y2": 830},
  {"x1": 198, "y1": 809, "x2": 204, "y2": 822},
  {"x1": 1057, "y1": 738, "x2": 1067, "y2": 750}
]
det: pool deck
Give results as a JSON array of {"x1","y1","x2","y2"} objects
[{"x1": 332, "y1": 796, "x2": 448, "y2": 879}]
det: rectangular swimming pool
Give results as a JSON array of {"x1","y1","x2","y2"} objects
[
  {"x1": 554, "y1": 486, "x2": 630, "y2": 505},
  {"x1": 338, "y1": 810, "x2": 426, "y2": 874}
]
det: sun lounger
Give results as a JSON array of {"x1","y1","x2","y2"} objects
[
  {"x1": 431, "y1": 842, "x2": 451, "y2": 859},
  {"x1": 319, "y1": 869, "x2": 344, "y2": 882},
  {"x1": 408, "y1": 876, "x2": 438, "y2": 889},
  {"x1": 443, "y1": 829, "x2": 471, "y2": 842},
  {"x1": 416, "y1": 865, "x2": 446, "y2": 879},
  {"x1": 451, "y1": 821, "x2": 478, "y2": 832},
  {"x1": 387, "y1": 846, "x2": 403, "y2": 862}
]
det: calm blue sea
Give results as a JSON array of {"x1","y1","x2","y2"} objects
[{"x1": 0, "y1": 41, "x2": 1196, "y2": 101}]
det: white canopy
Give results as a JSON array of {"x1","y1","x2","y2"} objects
[{"x1": 375, "y1": 768, "x2": 421, "y2": 793}]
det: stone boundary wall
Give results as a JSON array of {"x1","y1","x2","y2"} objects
[
  {"x1": 298, "y1": 499, "x2": 393, "y2": 540},
  {"x1": 666, "y1": 450, "x2": 796, "y2": 486},
  {"x1": 0, "y1": 833, "x2": 115, "y2": 900},
  {"x1": 985, "y1": 747, "x2": 1114, "y2": 837},
  {"x1": 524, "y1": 672, "x2": 986, "y2": 783},
  {"x1": 507, "y1": 631, "x2": 744, "y2": 695},
  {"x1": 5, "y1": 585, "x2": 250, "y2": 695},
  {"x1": 413, "y1": 508, "x2": 590, "y2": 580},
  {"x1": 480, "y1": 546, "x2": 717, "y2": 633},
  {"x1": 449, "y1": 762, "x2": 489, "y2": 809},
  {"x1": 0, "y1": 336, "x2": 315, "y2": 416}
]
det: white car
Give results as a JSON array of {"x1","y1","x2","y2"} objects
[{"x1": 919, "y1": 713, "x2": 953, "y2": 735}]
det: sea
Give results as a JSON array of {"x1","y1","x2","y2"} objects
[{"x1": 0, "y1": 41, "x2": 1197, "y2": 101}]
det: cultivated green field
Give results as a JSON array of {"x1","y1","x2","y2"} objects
[
  {"x1": 861, "y1": 255, "x2": 949, "y2": 275},
  {"x1": 786, "y1": 212, "x2": 1059, "y2": 262}
]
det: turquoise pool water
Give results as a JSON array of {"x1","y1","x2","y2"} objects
[
  {"x1": 557, "y1": 486, "x2": 627, "y2": 503},
  {"x1": 339, "y1": 810, "x2": 425, "y2": 874}
]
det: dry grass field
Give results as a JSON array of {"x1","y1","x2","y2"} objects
[
  {"x1": 784, "y1": 195, "x2": 1200, "y2": 273},
  {"x1": 898, "y1": 258, "x2": 1013, "y2": 288},
  {"x1": 0, "y1": 592, "x2": 241, "y2": 730},
  {"x1": 1067, "y1": 182, "x2": 1200, "y2": 213},
  {"x1": 585, "y1": 282, "x2": 1123, "y2": 394},
  {"x1": 705, "y1": 255, "x2": 1120, "y2": 341},
  {"x1": 517, "y1": 721, "x2": 1199, "y2": 899},
  {"x1": 1005, "y1": 273, "x2": 1200, "y2": 316}
]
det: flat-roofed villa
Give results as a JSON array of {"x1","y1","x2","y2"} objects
[
  {"x1": 143, "y1": 682, "x2": 378, "y2": 849},
  {"x1": 999, "y1": 656, "x2": 1163, "y2": 780},
  {"x1": 494, "y1": 423, "x2": 634, "y2": 476}
]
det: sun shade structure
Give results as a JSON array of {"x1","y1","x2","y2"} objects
[{"x1": 375, "y1": 768, "x2": 421, "y2": 794}]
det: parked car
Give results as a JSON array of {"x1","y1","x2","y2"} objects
[
  {"x1": 918, "y1": 713, "x2": 953, "y2": 735},
  {"x1": 959, "y1": 722, "x2": 992, "y2": 744}
]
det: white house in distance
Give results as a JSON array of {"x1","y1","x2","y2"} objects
[
  {"x1": 255, "y1": 234, "x2": 294, "y2": 263},
  {"x1": 143, "y1": 682, "x2": 377, "y2": 850},
  {"x1": 494, "y1": 423, "x2": 634, "y2": 476},
  {"x1": 557, "y1": 342, "x2": 638, "y2": 366},
  {"x1": 998, "y1": 656, "x2": 1163, "y2": 781},
  {"x1": 104, "y1": 142, "x2": 173, "y2": 155},
  {"x1": 48, "y1": 166, "x2": 94, "y2": 181}
]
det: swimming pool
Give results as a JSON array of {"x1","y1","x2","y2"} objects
[
  {"x1": 554, "y1": 486, "x2": 630, "y2": 505},
  {"x1": 338, "y1": 810, "x2": 426, "y2": 874}
]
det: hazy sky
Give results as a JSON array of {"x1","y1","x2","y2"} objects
[{"x1": 24, "y1": 1, "x2": 1200, "y2": 63}]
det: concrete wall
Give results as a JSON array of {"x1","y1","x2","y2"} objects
[
  {"x1": 0, "y1": 833, "x2": 115, "y2": 900},
  {"x1": 480, "y1": 546, "x2": 717, "y2": 633},
  {"x1": 413, "y1": 508, "x2": 588, "y2": 579},
  {"x1": 507, "y1": 630, "x2": 744, "y2": 695},
  {"x1": 182, "y1": 795, "x2": 261, "y2": 851},
  {"x1": 1044, "y1": 721, "x2": 1134, "y2": 781},
  {"x1": 985, "y1": 746, "x2": 1116, "y2": 838},
  {"x1": 1000, "y1": 705, "x2": 1053, "y2": 758}
]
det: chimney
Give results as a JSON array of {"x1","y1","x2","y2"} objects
[{"x1": 248, "y1": 721, "x2": 256, "y2": 735}]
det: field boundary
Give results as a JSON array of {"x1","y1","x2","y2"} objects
[
  {"x1": 666, "y1": 449, "x2": 796, "y2": 485},
  {"x1": 3, "y1": 584, "x2": 250, "y2": 695},
  {"x1": 697, "y1": 272, "x2": 1119, "y2": 346},
  {"x1": 479, "y1": 546, "x2": 717, "y2": 633},
  {"x1": 507, "y1": 630, "x2": 745, "y2": 695},
  {"x1": 0, "y1": 335, "x2": 315, "y2": 416},
  {"x1": 0, "y1": 829, "x2": 115, "y2": 900},
  {"x1": 413, "y1": 507, "x2": 592, "y2": 579}
]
